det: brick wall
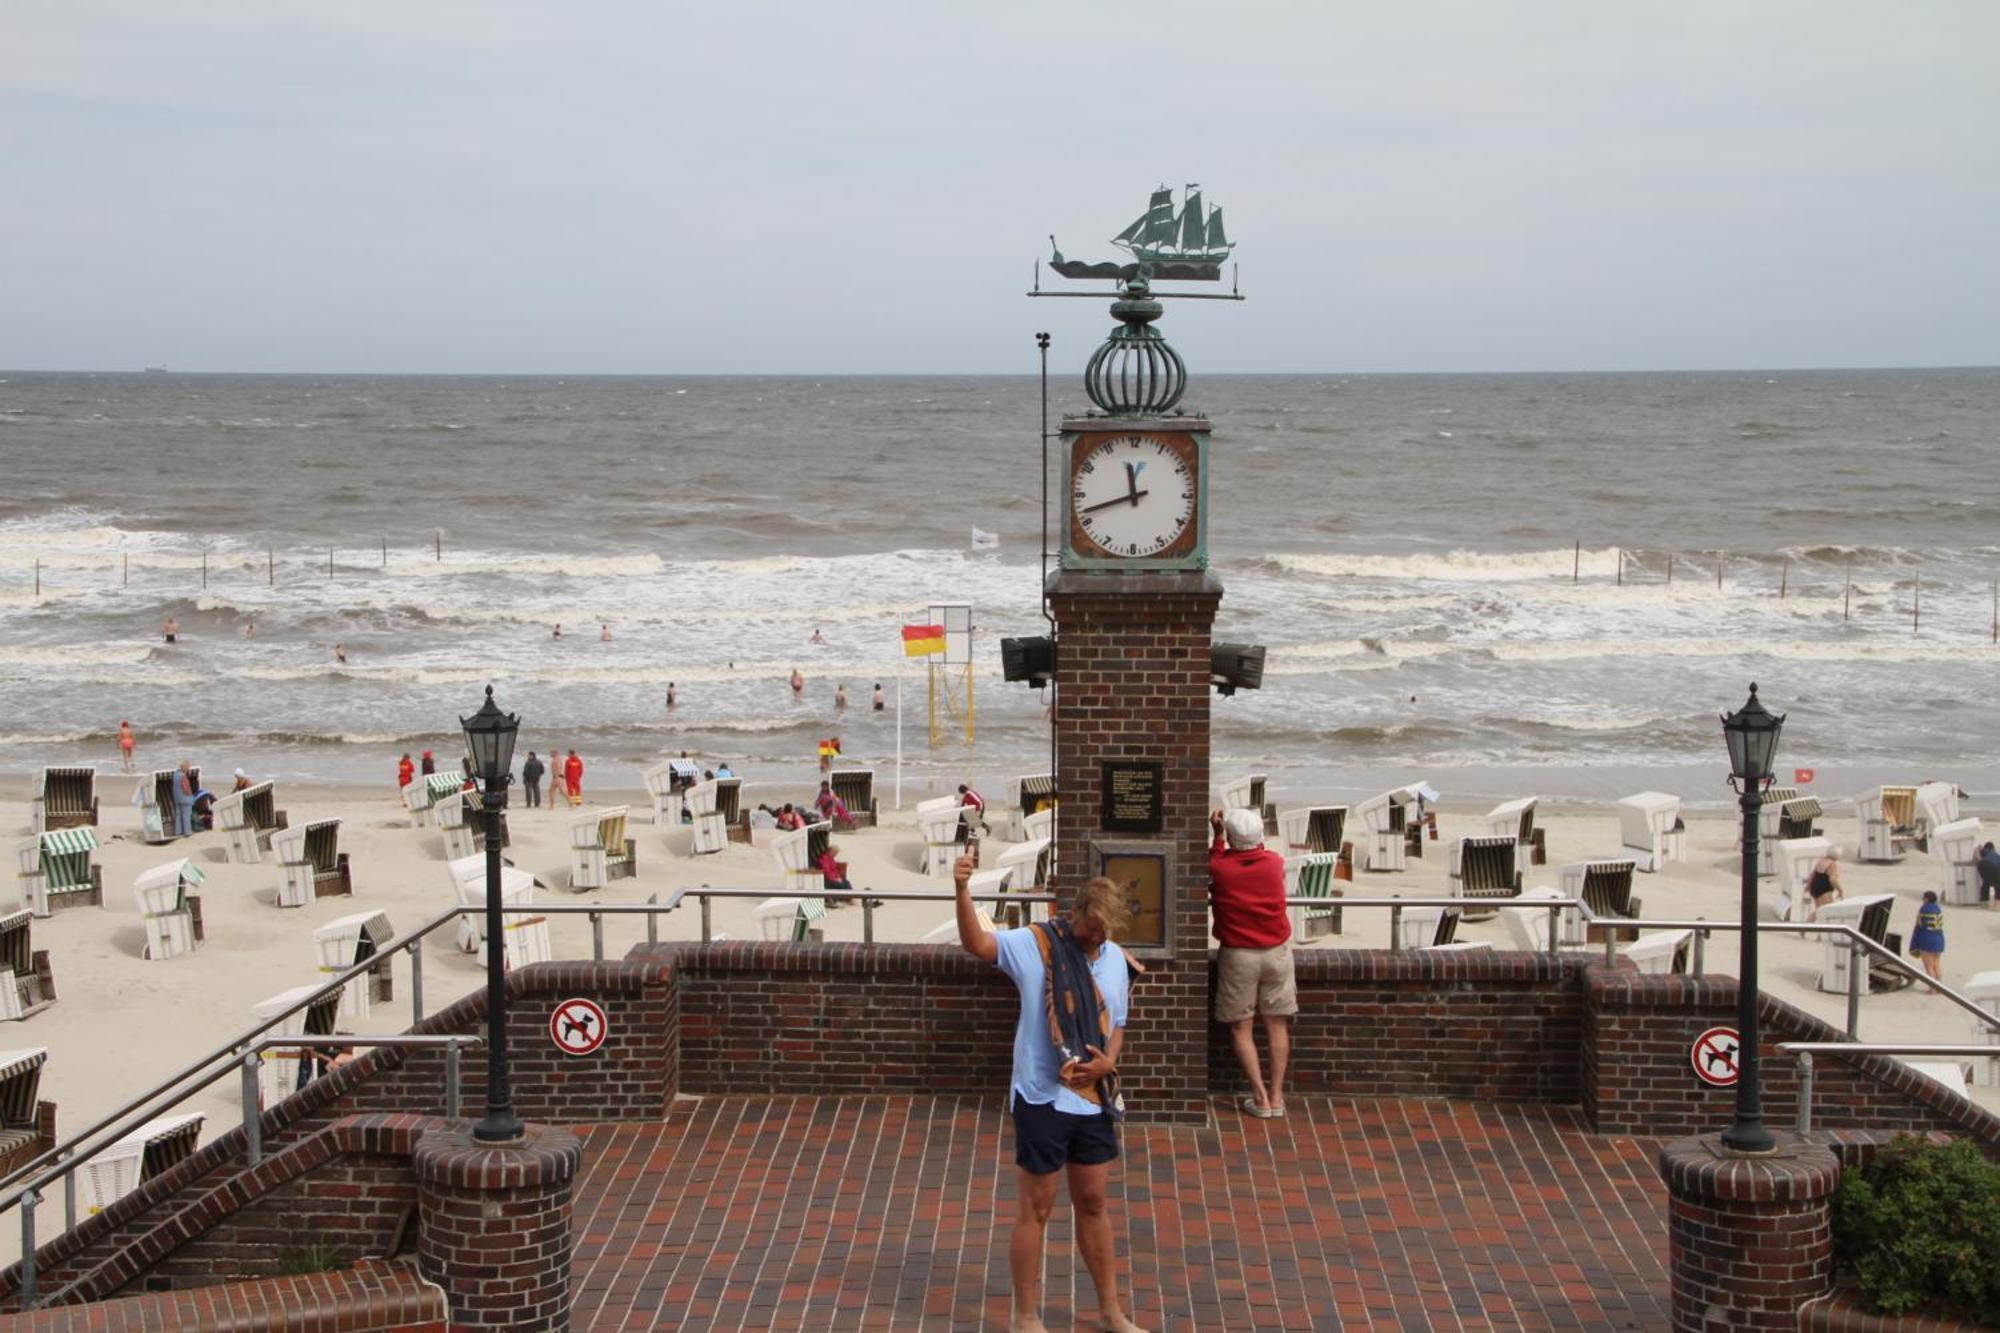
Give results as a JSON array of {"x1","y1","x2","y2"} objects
[
  {"x1": 1586, "y1": 970, "x2": 2000, "y2": 1143},
  {"x1": 1049, "y1": 565, "x2": 1223, "y2": 1126},
  {"x1": 1208, "y1": 949, "x2": 1589, "y2": 1103},
  {"x1": 0, "y1": 1260, "x2": 445, "y2": 1331},
  {"x1": 636, "y1": 941, "x2": 1017, "y2": 1096}
]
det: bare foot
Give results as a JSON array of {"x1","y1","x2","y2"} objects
[
  {"x1": 1101, "y1": 1315, "x2": 1150, "y2": 1333},
  {"x1": 1009, "y1": 1315, "x2": 1048, "y2": 1333}
]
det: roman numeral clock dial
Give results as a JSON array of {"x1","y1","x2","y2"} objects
[{"x1": 1066, "y1": 434, "x2": 1200, "y2": 564}]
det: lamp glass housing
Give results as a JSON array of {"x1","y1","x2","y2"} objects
[
  {"x1": 1720, "y1": 683, "x2": 1784, "y2": 785},
  {"x1": 460, "y1": 686, "x2": 520, "y2": 789}
]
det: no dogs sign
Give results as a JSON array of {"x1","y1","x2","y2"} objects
[
  {"x1": 1691, "y1": 1026, "x2": 1740, "y2": 1087},
  {"x1": 550, "y1": 997, "x2": 609, "y2": 1057}
]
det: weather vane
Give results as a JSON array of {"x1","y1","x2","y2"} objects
[{"x1": 1032, "y1": 184, "x2": 1245, "y2": 416}]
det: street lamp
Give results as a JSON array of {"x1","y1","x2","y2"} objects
[
  {"x1": 1720, "y1": 682, "x2": 1784, "y2": 1154},
  {"x1": 460, "y1": 684, "x2": 523, "y2": 1144}
]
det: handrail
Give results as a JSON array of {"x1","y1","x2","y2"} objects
[
  {"x1": 1777, "y1": 1041, "x2": 1999, "y2": 1134},
  {"x1": 674, "y1": 885, "x2": 1060, "y2": 945}
]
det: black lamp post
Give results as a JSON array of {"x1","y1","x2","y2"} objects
[
  {"x1": 461, "y1": 685, "x2": 523, "y2": 1144},
  {"x1": 1720, "y1": 682, "x2": 1785, "y2": 1154}
]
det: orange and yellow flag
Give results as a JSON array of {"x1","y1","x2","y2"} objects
[{"x1": 902, "y1": 624, "x2": 946, "y2": 657}]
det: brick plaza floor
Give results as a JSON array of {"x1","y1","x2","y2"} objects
[{"x1": 570, "y1": 1096, "x2": 1671, "y2": 1332}]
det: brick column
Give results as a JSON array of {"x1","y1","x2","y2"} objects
[
  {"x1": 1657, "y1": 1135, "x2": 1841, "y2": 1331},
  {"x1": 1049, "y1": 570, "x2": 1222, "y2": 1126},
  {"x1": 414, "y1": 1126, "x2": 582, "y2": 1331}
]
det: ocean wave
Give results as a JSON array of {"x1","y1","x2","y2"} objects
[{"x1": 1263, "y1": 547, "x2": 1621, "y2": 583}]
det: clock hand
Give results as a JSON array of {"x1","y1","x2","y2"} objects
[
  {"x1": 1080, "y1": 489, "x2": 1149, "y2": 515},
  {"x1": 1123, "y1": 461, "x2": 1140, "y2": 497}
]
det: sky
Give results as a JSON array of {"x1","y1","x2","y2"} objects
[{"x1": 2, "y1": 1, "x2": 1997, "y2": 375}]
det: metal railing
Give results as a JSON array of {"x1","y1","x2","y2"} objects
[
  {"x1": 1779, "y1": 1043, "x2": 1999, "y2": 1133},
  {"x1": 677, "y1": 886, "x2": 1061, "y2": 943}
]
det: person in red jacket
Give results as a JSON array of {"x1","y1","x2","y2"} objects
[
  {"x1": 396, "y1": 753, "x2": 415, "y2": 789},
  {"x1": 1209, "y1": 807, "x2": 1296, "y2": 1119},
  {"x1": 563, "y1": 749, "x2": 584, "y2": 806}
]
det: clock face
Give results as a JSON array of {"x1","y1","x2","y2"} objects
[{"x1": 1070, "y1": 434, "x2": 1196, "y2": 559}]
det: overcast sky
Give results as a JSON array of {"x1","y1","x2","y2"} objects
[{"x1": 3, "y1": 2, "x2": 1996, "y2": 374}]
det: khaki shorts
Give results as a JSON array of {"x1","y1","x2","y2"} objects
[{"x1": 1215, "y1": 943, "x2": 1298, "y2": 1023}]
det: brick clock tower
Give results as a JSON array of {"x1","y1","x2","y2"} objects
[{"x1": 1038, "y1": 235, "x2": 1241, "y2": 1126}]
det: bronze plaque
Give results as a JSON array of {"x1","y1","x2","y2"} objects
[
  {"x1": 1095, "y1": 845, "x2": 1169, "y2": 952},
  {"x1": 1100, "y1": 761, "x2": 1164, "y2": 834}
]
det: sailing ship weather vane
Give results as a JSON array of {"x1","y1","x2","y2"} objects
[{"x1": 1033, "y1": 184, "x2": 1245, "y2": 416}]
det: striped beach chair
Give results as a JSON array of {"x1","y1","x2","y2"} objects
[
  {"x1": 249, "y1": 985, "x2": 341, "y2": 1109},
  {"x1": 1449, "y1": 835, "x2": 1522, "y2": 920},
  {"x1": 312, "y1": 910, "x2": 396, "y2": 1019},
  {"x1": 134, "y1": 769, "x2": 190, "y2": 844},
  {"x1": 1483, "y1": 797, "x2": 1544, "y2": 873},
  {"x1": 1816, "y1": 895, "x2": 1910, "y2": 995},
  {"x1": 215, "y1": 781, "x2": 289, "y2": 865},
  {"x1": 1357, "y1": 786, "x2": 1422, "y2": 871},
  {"x1": 1856, "y1": 785, "x2": 1921, "y2": 863},
  {"x1": 76, "y1": 1112, "x2": 204, "y2": 1216},
  {"x1": 685, "y1": 777, "x2": 742, "y2": 855},
  {"x1": 0, "y1": 912, "x2": 56, "y2": 1021},
  {"x1": 32, "y1": 767, "x2": 97, "y2": 835},
  {"x1": 272, "y1": 819, "x2": 352, "y2": 908},
  {"x1": 994, "y1": 838, "x2": 1054, "y2": 925},
  {"x1": 829, "y1": 769, "x2": 877, "y2": 828},
  {"x1": 1556, "y1": 858, "x2": 1642, "y2": 945},
  {"x1": 1219, "y1": 773, "x2": 1277, "y2": 837},
  {"x1": 404, "y1": 770, "x2": 466, "y2": 829},
  {"x1": 0, "y1": 1047, "x2": 55, "y2": 1177},
  {"x1": 643, "y1": 758, "x2": 701, "y2": 824},
  {"x1": 16, "y1": 827, "x2": 102, "y2": 917},
  {"x1": 1005, "y1": 774, "x2": 1057, "y2": 841},
  {"x1": 569, "y1": 807, "x2": 636, "y2": 890},
  {"x1": 770, "y1": 821, "x2": 832, "y2": 896},
  {"x1": 754, "y1": 893, "x2": 828, "y2": 943},
  {"x1": 918, "y1": 795, "x2": 965, "y2": 876},
  {"x1": 1284, "y1": 852, "x2": 1343, "y2": 940},
  {"x1": 1392, "y1": 905, "x2": 1462, "y2": 950},
  {"x1": 133, "y1": 859, "x2": 205, "y2": 961}
]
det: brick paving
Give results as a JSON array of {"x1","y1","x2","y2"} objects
[{"x1": 570, "y1": 1096, "x2": 1670, "y2": 1332}]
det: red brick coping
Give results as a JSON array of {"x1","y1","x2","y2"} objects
[{"x1": 0, "y1": 1258, "x2": 444, "y2": 1331}]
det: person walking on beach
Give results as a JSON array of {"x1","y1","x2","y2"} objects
[
  {"x1": 1209, "y1": 808, "x2": 1296, "y2": 1118},
  {"x1": 117, "y1": 721, "x2": 136, "y2": 773},
  {"x1": 563, "y1": 749, "x2": 584, "y2": 806},
  {"x1": 520, "y1": 751, "x2": 545, "y2": 808},
  {"x1": 834, "y1": 683, "x2": 848, "y2": 711},
  {"x1": 1909, "y1": 891, "x2": 1946, "y2": 981},
  {"x1": 1805, "y1": 846, "x2": 1844, "y2": 919},
  {"x1": 790, "y1": 667, "x2": 804, "y2": 699},
  {"x1": 420, "y1": 750, "x2": 436, "y2": 778},
  {"x1": 396, "y1": 752, "x2": 414, "y2": 790},
  {"x1": 953, "y1": 854, "x2": 1146, "y2": 1333},
  {"x1": 162, "y1": 617, "x2": 179, "y2": 644},
  {"x1": 172, "y1": 760, "x2": 197, "y2": 838},
  {"x1": 872, "y1": 683, "x2": 884, "y2": 712},
  {"x1": 1977, "y1": 842, "x2": 2000, "y2": 910}
]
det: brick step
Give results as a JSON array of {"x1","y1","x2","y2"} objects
[{"x1": 0, "y1": 1258, "x2": 444, "y2": 1331}]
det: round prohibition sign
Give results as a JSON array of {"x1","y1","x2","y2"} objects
[
  {"x1": 1691, "y1": 1026, "x2": 1740, "y2": 1088},
  {"x1": 550, "y1": 997, "x2": 609, "y2": 1057}
]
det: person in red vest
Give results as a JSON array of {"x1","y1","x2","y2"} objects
[
  {"x1": 1209, "y1": 807, "x2": 1295, "y2": 1119},
  {"x1": 563, "y1": 749, "x2": 584, "y2": 806},
  {"x1": 396, "y1": 753, "x2": 415, "y2": 789}
]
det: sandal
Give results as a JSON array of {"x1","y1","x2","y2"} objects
[{"x1": 1239, "y1": 1096, "x2": 1282, "y2": 1120}]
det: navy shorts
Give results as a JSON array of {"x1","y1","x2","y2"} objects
[{"x1": 1011, "y1": 1094, "x2": 1119, "y2": 1175}]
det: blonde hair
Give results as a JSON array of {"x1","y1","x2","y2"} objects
[{"x1": 1073, "y1": 876, "x2": 1131, "y2": 934}]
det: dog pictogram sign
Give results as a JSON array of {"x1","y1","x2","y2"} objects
[
  {"x1": 1691, "y1": 1026, "x2": 1740, "y2": 1087},
  {"x1": 550, "y1": 998, "x2": 608, "y2": 1057}
]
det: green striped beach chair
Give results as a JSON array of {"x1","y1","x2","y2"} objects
[
  {"x1": 0, "y1": 1047, "x2": 54, "y2": 1177},
  {"x1": 0, "y1": 911, "x2": 56, "y2": 1021},
  {"x1": 754, "y1": 894, "x2": 828, "y2": 942},
  {"x1": 1286, "y1": 852, "x2": 1343, "y2": 940},
  {"x1": 16, "y1": 827, "x2": 103, "y2": 917}
]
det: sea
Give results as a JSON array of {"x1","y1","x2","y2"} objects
[{"x1": 1, "y1": 368, "x2": 1996, "y2": 809}]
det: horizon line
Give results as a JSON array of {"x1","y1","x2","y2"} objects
[{"x1": 3, "y1": 363, "x2": 1997, "y2": 379}]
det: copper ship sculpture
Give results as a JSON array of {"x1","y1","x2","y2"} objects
[{"x1": 1048, "y1": 184, "x2": 1235, "y2": 282}]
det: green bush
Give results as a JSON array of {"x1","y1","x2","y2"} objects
[{"x1": 1831, "y1": 1135, "x2": 2000, "y2": 1323}]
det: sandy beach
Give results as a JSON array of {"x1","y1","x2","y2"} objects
[{"x1": 5, "y1": 764, "x2": 1995, "y2": 1192}]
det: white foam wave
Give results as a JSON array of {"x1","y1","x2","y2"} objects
[{"x1": 1267, "y1": 547, "x2": 1621, "y2": 583}]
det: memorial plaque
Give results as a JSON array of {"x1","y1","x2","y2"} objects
[
  {"x1": 1100, "y1": 761, "x2": 1164, "y2": 833},
  {"x1": 1094, "y1": 843, "x2": 1172, "y2": 953}
]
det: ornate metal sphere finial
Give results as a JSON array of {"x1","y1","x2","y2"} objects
[{"x1": 1084, "y1": 278, "x2": 1188, "y2": 416}]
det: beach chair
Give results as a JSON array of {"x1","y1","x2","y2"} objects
[
  {"x1": 0, "y1": 912, "x2": 56, "y2": 1022},
  {"x1": 1421, "y1": 940, "x2": 1494, "y2": 954},
  {"x1": 1277, "y1": 806, "x2": 1347, "y2": 858},
  {"x1": 403, "y1": 770, "x2": 465, "y2": 829},
  {"x1": 995, "y1": 839, "x2": 1054, "y2": 918},
  {"x1": 1914, "y1": 781, "x2": 1960, "y2": 846},
  {"x1": 1005, "y1": 774, "x2": 1057, "y2": 841},
  {"x1": 829, "y1": 769, "x2": 877, "y2": 829},
  {"x1": 685, "y1": 777, "x2": 741, "y2": 855},
  {"x1": 922, "y1": 908, "x2": 995, "y2": 945},
  {"x1": 1501, "y1": 887, "x2": 1571, "y2": 953},
  {"x1": 754, "y1": 894, "x2": 828, "y2": 943},
  {"x1": 1964, "y1": 971, "x2": 2000, "y2": 1087},
  {"x1": 642, "y1": 758, "x2": 701, "y2": 825},
  {"x1": 248, "y1": 985, "x2": 341, "y2": 1108},
  {"x1": 1392, "y1": 905, "x2": 1462, "y2": 950},
  {"x1": 1772, "y1": 836, "x2": 1832, "y2": 923},
  {"x1": 312, "y1": 910, "x2": 395, "y2": 1020},
  {"x1": 15, "y1": 827, "x2": 102, "y2": 917},
  {"x1": 1448, "y1": 836, "x2": 1521, "y2": 919},
  {"x1": 32, "y1": 767, "x2": 97, "y2": 835},
  {"x1": 75, "y1": 1112, "x2": 204, "y2": 1216},
  {"x1": 1556, "y1": 859, "x2": 1642, "y2": 946},
  {"x1": 438, "y1": 791, "x2": 509, "y2": 862},
  {"x1": 272, "y1": 818, "x2": 352, "y2": 908},
  {"x1": 1616, "y1": 792, "x2": 1685, "y2": 872},
  {"x1": 445, "y1": 854, "x2": 549, "y2": 964},
  {"x1": 1621, "y1": 928, "x2": 1694, "y2": 976},
  {"x1": 1483, "y1": 797, "x2": 1544, "y2": 872},
  {"x1": 918, "y1": 795, "x2": 965, "y2": 876},
  {"x1": 1356, "y1": 786, "x2": 1421, "y2": 872},
  {"x1": 1856, "y1": 786, "x2": 1921, "y2": 863},
  {"x1": 1219, "y1": 774, "x2": 1277, "y2": 836},
  {"x1": 214, "y1": 781, "x2": 289, "y2": 865},
  {"x1": 770, "y1": 821, "x2": 832, "y2": 896},
  {"x1": 133, "y1": 859, "x2": 205, "y2": 961},
  {"x1": 1280, "y1": 853, "x2": 1342, "y2": 940},
  {"x1": 134, "y1": 769, "x2": 193, "y2": 844},
  {"x1": 1815, "y1": 895, "x2": 1909, "y2": 995},
  {"x1": 1021, "y1": 806, "x2": 1055, "y2": 844},
  {"x1": 1930, "y1": 817, "x2": 1985, "y2": 906},
  {"x1": 569, "y1": 806, "x2": 637, "y2": 891},
  {"x1": 1776, "y1": 796, "x2": 1823, "y2": 843},
  {"x1": 1742, "y1": 785, "x2": 1797, "y2": 876},
  {"x1": 0, "y1": 1047, "x2": 55, "y2": 1178}
]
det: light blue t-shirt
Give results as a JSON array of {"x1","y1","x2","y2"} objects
[{"x1": 994, "y1": 926, "x2": 1130, "y2": 1116}]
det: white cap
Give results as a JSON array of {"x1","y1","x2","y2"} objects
[
  {"x1": 1223, "y1": 808, "x2": 1265, "y2": 850},
  {"x1": 234, "y1": 768, "x2": 246, "y2": 778}
]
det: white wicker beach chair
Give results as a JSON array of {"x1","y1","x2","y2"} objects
[
  {"x1": 16, "y1": 828, "x2": 102, "y2": 918},
  {"x1": 1004, "y1": 774, "x2": 1056, "y2": 841},
  {"x1": 1616, "y1": 792, "x2": 1684, "y2": 872},
  {"x1": 917, "y1": 795, "x2": 965, "y2": 876},
  {"x1": 1930, "y1": 817, "x2": 1985, "y2": 907},
  {"x1": 445, "y1": 854, "x2": 547, "y2": 965},
  {"x1": 248, "y1": 984, "x2": 340, "y2": 1108},
  {"x1": 214, "y1": 781, "x2": 287, "y2": 865},
  {"x1": 1815, "y1": 894, "x2": 1906, "y2": 995},
  {"x1": 1964, "y1": 970, "x2": 2000, "y2": 1088},
  {"x1": 770, "y1": 821, "x2": 833, "y2": 896},
  {"x1": 32, "y1": 767, "x2": 97, "y2": 836},
  {"x1": 1856, "y1": 785, "x2": 1921, "y2": 863},
  {"x1": 1772, "y1": 836, "x2": 1832, "y2": 923},
  {"x1": 754, "y1": 895, "x2": 827, "y2": 942},
  {"x1": 1356, "y1": 786, "x2": 1423, "y2": 872},
  {"x1": 133, "y1": 859, "x2": 205, "y2": 961},
  {"x1": 75, "y1": 1112, "x2": 203, "y2": 1216},
  {"x1": 568, "y1": 806, "x2": 636, "y2": 891},
  {"x1": 312, "y1": 910, "x2": 395, "y2": 1020},
  {"x1": 271, "y1": 819, "x2": 351, "y2": 908},
  {"x1": 0, "y1": 912, "x2": 56, "y2": 1022}
]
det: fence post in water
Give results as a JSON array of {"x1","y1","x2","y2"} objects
[
  {"x1": 1615, "y1": 549, "x2": 1623, "y2": 586},
  {"x1": 1572, "y1": 540, "x2": 1580, "y2": 582},
  {"x1": 1843, "y1": 559, "x2": 1852, "y2": 622},
  {"x1": 33, "y1": 558, "x2": 39, "y2": 599},
  {"x1": 381, "y1": 537, "x2": 387, "y2": 567},
  {"x1": 1666, "y1": 553, "x2": 1674, "y2": 585},
  {"x1": 435, "y1": 530, "x2": 442, "y2": 562},
  {"x1": 1780, "y1": 557, "x2": 1789, "y2": 600},
  {"x1": 267, "y1": 548, "x2": 274, "y2": 588},
  {"x1": 327, "y1": 547, "x2": 334, "y2": 577},
  {"x1": 201, "y1": 549, "x2": 207, "y2": 590},
  {"x1": 123, "y1": 553, "x2": 128, "y2": 588},
  {"x1": 1992, "y1": 580, "x2": 1997, "y2": 644},
  {"x1": 1716, "y1": 553, "x2": 1724, "y2": 590}
]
